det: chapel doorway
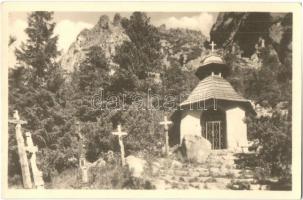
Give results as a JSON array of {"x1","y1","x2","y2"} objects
[{"x1": 201, "y1": 108, "x2": 226, "y2": 149}]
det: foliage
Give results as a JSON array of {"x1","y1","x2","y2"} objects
[
  {"x1": 224, "y1": 30, "x2": 292, "y2": 187},
  {"x1": 247, "y1": 113, "x2": 291, "y2": 183},
  {"x1": 114, "y1": 12, "x2": 161, "y2": 83},
  {"x1": 48, "y1": 168, "x2": 82, "y2": 189},
  {"x1": 8, "y1": 11, "x2": 73, "y2": 184},
  {"x1": 77, "y1": 46, "x2": 111, "y2": 93},
  {"x1": 161, "y1": 60, "x2": 198, "y2": 105},
  {"x1": 8, "y1": 11, "x2": 292, "y2": 190},
  {"x1": 15, "y1": 11, "x2": 60, "y2": 87},
  {"x1": 120, "y1": 105, "x2": 164, "y2": 156},
  {"x1": 89, "y1": 164, "x2": 155, "y2": 189}
]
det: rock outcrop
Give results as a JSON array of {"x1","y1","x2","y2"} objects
[
  {"x1": 60, "y1": 15, "x2": 207, "y2": 73},
  {"x1": 210, "y1": 12, "x2": 292, "y2": 65},
  {"x1": 158, "y1": 28, "x2": 207, "y2": 71},
  {"x1": 60, "y1": 14, "x2": 129, "y2": 72}
]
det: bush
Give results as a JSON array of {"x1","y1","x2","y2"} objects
[
  {"x1": 89, "y1": 164, "x2": 155, "y2": 189},
  {"x1": 248, "y1": 113, "x2": 291, "y2": 187},
  {"x1": 48, "y1": 168, "x2": 82, "y2": 189}
]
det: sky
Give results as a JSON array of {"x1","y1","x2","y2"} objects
[{"x1": 9, "y1": 12, "x2": 218, "y2": 68}]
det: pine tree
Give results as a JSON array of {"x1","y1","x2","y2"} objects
[
  {"x1": 9, "y1": 12, "x2": 71, "y2": 183},
  {"x1": 113, "y1": 12, "x2": 162, "y2": 91},
  {"x1": 15, "y1": 11, "x2": 60, "y2": 88},
  {"x1": 77, "y1": 46, "x2": 110, "y2": 93}
]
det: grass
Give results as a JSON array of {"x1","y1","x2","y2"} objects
[
  {"x1": 48, "y1": 168, "x2": 82, "y2": 189},
  {"x1": 45, "y1": 161, "x2": 156, "y2": 189}
]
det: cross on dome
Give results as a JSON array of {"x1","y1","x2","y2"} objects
[{"x1": 210, "y1": 41, "x2": 216, "y2": 53}]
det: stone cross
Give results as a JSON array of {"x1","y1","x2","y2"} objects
[
  {"x1": 112, "y1": 125, "x2": 127, "y2": 166},
  {"x1": 159, "y1": 116, "x2": 173, "y2": 156},
  {"x1": 76, "y1": 121, "x2": 88, "y2": 184},
  {"x1": 8, "y1": 110, "x2": 32, "y2": 189},
  {"x1": 25, "y1": 132, "x2": 44, "y2": 189},
  {"x1": 210, "y1": 41, "x2": 216, "y2": 53}
]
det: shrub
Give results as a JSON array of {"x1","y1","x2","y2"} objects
[
  {"x1": 247, "y1": 113, "x2": 291, "y2": 188},
  {"x1": 88, "y1": 164, "x2": 155, "y2": 189},
  {"x1": 49, "y1": 168, "x2": 82, "y2": 189}
]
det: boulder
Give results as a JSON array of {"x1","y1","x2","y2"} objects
[
  {"x1": 125, "y1": 155, "x2": 147, "y2": 178},
  {"x1": 182, "y1": 135, "x2": 211, "y2": 163},
  {"x1": 171, "y1": 160, "x2": 183, "y2": 169},
  {"x1": 151, "y1": 161, "x2": 161, "y2": 175}
]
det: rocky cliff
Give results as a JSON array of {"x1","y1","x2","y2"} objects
[
  {"x1": 210, "y1": 12, "x2": 292, "y2": 66},
  {"x1": 60, "y1": 15, "x2": 129, "y2": 72},
  {"x1": 158, "y1": 26, "x2": 207, "y2": 71},
  {"x1": 60, "y1": 15, "x2": 207, "y2": 73}
]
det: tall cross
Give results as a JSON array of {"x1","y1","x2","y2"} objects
[
  {"x1": 9, "y1": 110, "x2": 27, "y2": 125},
  {"x1": 210, "y1": 41, "x2": 216, "y2": 53},
  {"x1": 112, "y1": 125, "x2": 128, "y2": 166},
  {"x1": 8, "y1": 110, "x2": 32, "y2": 189},
  {"x1": 75, "y1": 121, "x2": 88, "y2": 184},
  {"x1": 159, "y1": 116, "x2": 173, "y2": 156},
  {"x1": 25, "y1": 132, "x2": 44, "y2": 189}
]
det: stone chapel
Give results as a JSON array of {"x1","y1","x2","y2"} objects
[{"x1": 169, "y1": 42, "x2": 255, "y2": 151}]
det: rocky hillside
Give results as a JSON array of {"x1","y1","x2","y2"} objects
[
  {"x1": 60, "y1": 15, "x2": 207, "y2": 73},
  {"x1": 210, "y1": 12, "x2": 292, "y2": 66},
  {"x1": 158, "y1": 25, "x2": 207, "y2": 70},
  {"x1": 60, "y1": 15, "x2": 129, "y2": 72}
]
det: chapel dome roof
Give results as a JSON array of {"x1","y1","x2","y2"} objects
[
  {"x1": 201, "y1": 54, "x2": 225, "y2": 66},
  {"x1": 195, "y1": 53, "x2": 230, "y2": 80}
]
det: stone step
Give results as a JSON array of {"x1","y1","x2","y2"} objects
[
  {"x1": 249, "y1": 184, "x2": 270, "y2": 190},
  {"x1": 160, "y1": 171, "x2": 210, "y2": 178},
  {"x1": 203, "y1": 182, "x2": 228, "y2": 190},
  {"x1": 159, "y1": 168, "x2": 248, "y2": 179},
  {"x1": 231, "y1": 178, "x2": 257, "y2": 184}
]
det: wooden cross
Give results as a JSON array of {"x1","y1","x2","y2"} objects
[
  {"x1": 210, "y1": 41, "x2": 216, "y2": 53},
  {"x1": 8, "y1": 110, "x2": 32, "y2": 189},
  {"x1": 159, "y1": 116, "x2": 173, "y2": 156},
  {"x1": 112, "y1": 125, "x2": 128, "y2": 166},
  {"x1": 25, "y1": 132, "x2": 44, "y2": 189},
  {"x1": 9, "y1": 110, "x2": 27, "y2": 125}
]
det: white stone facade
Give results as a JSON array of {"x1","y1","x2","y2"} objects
[
  {"x1": 180, "y1": 110, "x2": 202, "y2": 143},
  {"x1": 225, "y1": 107, "x2": 248, "y2": 150},
  {"x1": 179, "y1": 106, "x2": 248, "y2": 151}
]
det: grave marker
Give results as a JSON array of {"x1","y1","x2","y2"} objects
[
  {"x1": 8, "y1": 110, "x2": 32, "y2": 189},
  {"x1": 159, "y1": 116, "x2": 173, "y2": 156},
  {"x1": 112, "y1": 125, "x2": 127, "y2": 166},
  {"x1": 76, "y1": 121, "x2": 88, "y2": 184},
  {"x1": 25, "y1": 132, "x2": 44, "y2": 189}
]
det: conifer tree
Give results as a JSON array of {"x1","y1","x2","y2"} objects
[
  {"x1": 15, "y1": 11, "x2": 60, "y2": 88},
  {"x1": 113, "y1": 12, "x2": 162, "y2": 92},
  {"x1": 9, "y1": 12, "x2": 70, "y2": 183}
]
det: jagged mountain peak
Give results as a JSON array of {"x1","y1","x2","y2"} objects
[
  {"x1": 61, "y1": 14, "x2": 209, "y2": 73},
  {"x1": 60, "y1": 14, "x2": 129, "y2": 72}
]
